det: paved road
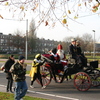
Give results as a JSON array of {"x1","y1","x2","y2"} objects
[{"x1": 0, "y1": 61, "x2": 100, "y2": 100}]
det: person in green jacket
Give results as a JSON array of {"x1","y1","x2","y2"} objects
[
  {"x1": 29, "y1": 54, "x2": 46, "y2": 89},
  {"x1": 10, "y1": 55, "x2": 28, "y2": 100}
]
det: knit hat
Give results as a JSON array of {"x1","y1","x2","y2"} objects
[{"x1": 18, "y1": 55, "x2": 25, "y2": 61}]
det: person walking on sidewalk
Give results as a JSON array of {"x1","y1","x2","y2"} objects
[
  {"x1": 29, "y1": 54, "x2": 46, "y2": 89},
  {"x1": 10, "y1": 55, "x2": 28, "y2": 100},
  {"x1": 4, "y1": 55, "x2": 15, "y2": 93}
]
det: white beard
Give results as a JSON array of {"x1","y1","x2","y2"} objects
[{"x1": 57, "y1": 50, "x2": 64, "y2": 60}]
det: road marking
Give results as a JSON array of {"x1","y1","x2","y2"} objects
[
  {"x1": 0, "y1": 84, "x2": 6, "y2": 87},
  {"x1": 0, "y1": 71, "x2": 4, "y2": 73},
  {"x1": 28, "y1": 90, "x2": 80, "y2": 100},
  {"x1": 0, "y1": 84, "x2": 80, "y2": 100}
]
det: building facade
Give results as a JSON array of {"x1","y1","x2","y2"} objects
[
  {"x1": 0, "y1": 33, "x2": 63, "y2": 54},
  {"x1": 0, "y1": 33, "x2": 15, "y2": 53},
  {"x1": 35, "y1": 38, "x2": 61, "y2": 53},
  {"x1": 95, "y1": 42, "x2": 100, "y2": 52}
]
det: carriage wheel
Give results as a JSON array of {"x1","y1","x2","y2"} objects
[
  {"x1": 36, "y1": 65, "x2": 52, "y2": 86},
  {"x1": 86, "y1": 69, "x2": 100, "y2": 87},
  {"x1": 74, "y1": 72, "x2": 91, "y2": 91},
  {"x1": 91, "y1": 74, "x2": 100, "y2": 87}
]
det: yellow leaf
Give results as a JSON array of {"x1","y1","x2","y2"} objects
[
  {"x1": 5, "y1": 2, "x2": 9, "y2": 6},
  {"x1": 92, "y1": 9, "x2": 97, "y2": 13},
  {"x1": 74, "y1": 16, "x2": 78, "y2": 19},
  {"x1": 78, "y1": 4, "x2": 81, "y2": 6},
  {"x1": 63, "y1": 15, "x2": 66, "y2": 18},
  {"x1": 62, "y1": 19, "x2": 67, "y2": 24},
  {"x1": 0, "y1": 15, "x2": 3, "y2": 19},
  {"x1": 20, "y1": 6, "x2": 24, "y2": 11},
  {"x1": 68, "y1": 10, "x2": 71, "y2": 14}
]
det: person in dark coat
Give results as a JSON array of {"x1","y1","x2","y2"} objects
[
  {"x1": 69, "y1": 38, "x2": 78, "y2": 60},
  {"x1": 76, "y1": 40, "x2": 87, "y2": 66},
  {"x1": 4, "y1": 55, "x2": 15, "y2": 93}
]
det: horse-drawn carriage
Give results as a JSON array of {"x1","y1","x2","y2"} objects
[{"x1": 37, "y1": 54, "x2": 100, "y2": 91}]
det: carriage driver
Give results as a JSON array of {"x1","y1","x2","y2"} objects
[
  {"x1": 69, "y1": 38, "x2": 78, "y2": 61},
  {"x1": 69, "y1": 38, "x2": 87, "y2": 66}
]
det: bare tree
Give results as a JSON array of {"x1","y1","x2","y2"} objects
[
  {"x1": 60, "y1": 41, "x2": 68, "y2": 54},
  {"x1": 81, "y1": 33, "x2": 93, "y2": 52},
  {"x1": 63, "y1": 36, "x2": 75, "y2": 43},
  {"x1": 28, "y1": 19, "x2": 37, "y2": 53},
  {"x1": 63, "y1": 34, "x2": 94, "y2": 53},
  {"x1": 11, "y1": 29, "x2": 25, "y2": 53}
]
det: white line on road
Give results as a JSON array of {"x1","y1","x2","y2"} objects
[
  {"x1": 0, "y1": 84, "x2": 6, "y2": 87},
  {"x1": 28, "y1": 90, "x2": 80, "y2": 100}
]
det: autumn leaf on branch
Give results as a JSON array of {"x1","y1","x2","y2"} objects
[
  {"x1": 0, "y1": 0, "x2": 100, "y2": 29},
  {"x1": 74, "y1": 16, "x2": 78, "y2": 19},
  {"x1": 45, "y1": 21, "x2": 48, "y2": 26},
  {"x1": 0, "y1": 15, "x2": 3, "y2": 19},
  {"x1": 68, "y1": 10, "x2": 71, "y2": 14},
  {"x1": 92, "y1": 3, "x2": 100, "y2": 12},
  {"x1": 5, "y1": 2, "x2": 9, "y2": 6},
  {"x1": 31, "y1": 3, "x2": 38, "y2": 11},
  {"x1": 78, "y1": 4, "x2": 81, "y2": 6},
  {"x1": 20, "y1": 5, "x2": 24, "y2": 11},
  {"x1": 62, "y1": 19, "x2": 67, "y2": 24}
]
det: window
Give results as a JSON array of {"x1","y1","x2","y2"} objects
[{"x1": 1, "y1": 39, "x2": 4, "y2": 43}]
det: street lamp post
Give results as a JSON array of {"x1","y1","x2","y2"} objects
[
  {"x1": 25, "y1": 19, "x2": 28, "y2": 60},
  {"x1": 92, "y1": 30, "x2": 95, "y2": 60}
]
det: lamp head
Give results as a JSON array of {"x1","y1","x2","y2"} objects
[{"x1": 92, "y1": 30, "x2": 95, "y2": 32}]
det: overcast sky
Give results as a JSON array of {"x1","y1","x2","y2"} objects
[{"x1": 0, "y1": 13, "x2": 100, "y2": 42}]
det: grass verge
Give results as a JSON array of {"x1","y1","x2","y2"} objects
[{"x1": 0, "y1": 92, "x2": 48, "y2": 100}]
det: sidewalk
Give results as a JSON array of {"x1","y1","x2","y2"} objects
[{"x1": 0, "y1": 85, "x2": 7, "y2": 93}]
